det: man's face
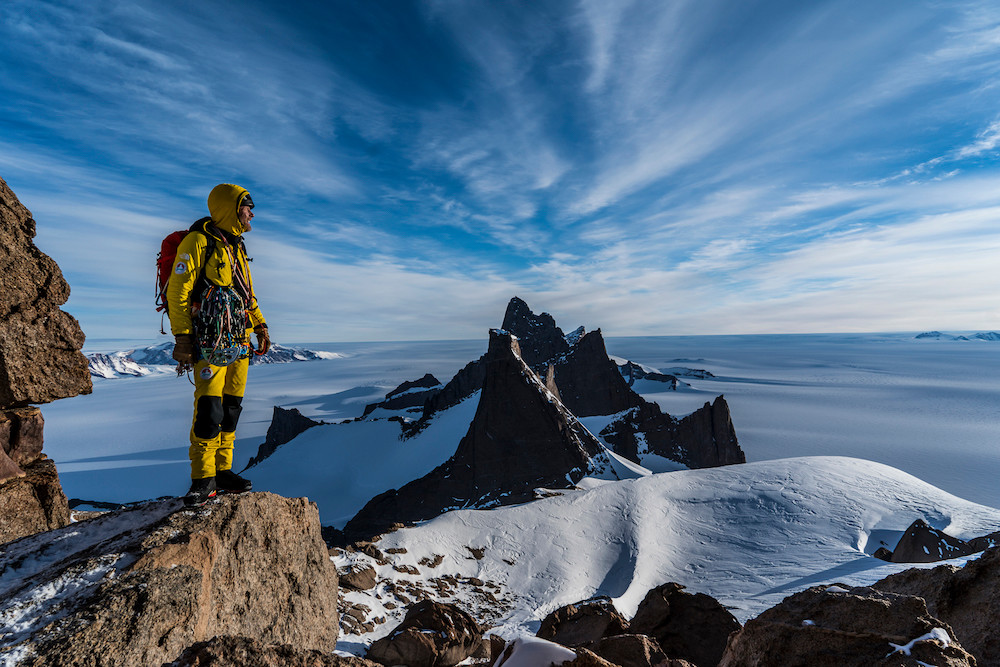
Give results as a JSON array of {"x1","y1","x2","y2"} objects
[{"x1": 238, "y1": 204, "x2": 254, "y2": 230}]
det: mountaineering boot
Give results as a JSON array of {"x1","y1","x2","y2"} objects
[
  {"x1": 217, "y1": 468, "x2": 252, "y2": 493},
  {"x1": 183, "y1": 476, "x2": 217, "y2": 506}
]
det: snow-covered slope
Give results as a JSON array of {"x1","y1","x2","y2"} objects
[{"x1": 335, "y1": 456, "x2": 1000, "y2": 651}]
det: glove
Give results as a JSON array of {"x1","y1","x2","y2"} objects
[
  {"x1": 253, "y1": 324, "x2": 271, "y2": 356},
  {"x1": 172, "y1": 334, "x2": 197, "y2": 364}
]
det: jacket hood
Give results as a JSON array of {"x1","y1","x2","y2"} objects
[{"x1": 207, "y1": 183, "x2": 251, "y2": 236}]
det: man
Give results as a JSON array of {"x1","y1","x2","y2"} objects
[{"x1": 167, "y1": 183, "x2": 270, "y2": 505}]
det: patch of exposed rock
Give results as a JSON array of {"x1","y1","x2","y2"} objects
[
  {"x1": 719, "y1": 584, "x2": 976, "y2": 666},
  {"x1": 248, "y1": 406, "x2": 323, "y2": 466},
  {"x1": 629, "y1": 582, "x2": 740, "y2": 667},
  {"x1": 1, "y1": 492, "x2": 338, "y2": 666},
  {"x1": 0, "y1": 175, "x2": 91, "y2": 407},
  {"x1": 889, "y1": 518, "x2": 979, "y2": 563},
  {"x1": 168, "y1": 635, "x2": 380, "y2": 666},
  {"x1": 366, "y1": 600, "x2": 483, "y2": 667},
  {"x1": 363, "y1": 373, "x2": 442, "y2": 417},
  {"x1": 874, "y1": 546, "x2": 1000, "y2": 665},
  {"x1": 343, "y1": 330, "x2": 608, "y2": 542}
]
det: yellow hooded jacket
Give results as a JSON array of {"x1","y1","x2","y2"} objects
[{"x1": 167, "y1": 183, "x2": 266, "y2": 337}]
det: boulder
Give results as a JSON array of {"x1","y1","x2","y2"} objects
[
  {"x1": 340, "y1": 563, "x2": 377, "y2": 591},
  {"x1": 890, "y1": 519, "x2": 978, "y2": 563},
  {"x1": 718, "y1": 584, "x2": 976, "y2": 667},
  {"x1": 344, "y1": 330, "x2": 606, "y2": 542},
  {"x1": 167, "y1": 635, "x2": 380, "y2": 666},
  {"x1": 586, "y1": 634, "x2": 683, "y2": 667},
  {"x1": 629, "y1": 582, "x2": 740, "y2": 667},
  {"x1": 1, "y1": 492, "x2": 338, "y2": 666},
  {"x1": 0, "y1": 175, "x2": 92, "y2": 407},
  {"x1": 537, "y1": 597, "x2": 630, "y2": 647},
  {"x1": 366, "y1": 600, "x2": 482, "y2": 667},
  {"x1": 0, "y1": 456, "x2": 70, "y2": 544},
  {"x1": 874, "y1": 546, "x2": 1000, "y2": 665}
]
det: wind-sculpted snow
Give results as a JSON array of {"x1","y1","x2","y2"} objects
[{"x1": 335, "y1": 456, "x2": 1000, "y2": 648}]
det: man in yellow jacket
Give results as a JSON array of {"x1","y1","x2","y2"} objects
[{"x1": 167, "y1": 183, "x2": 270, "y2": 504}]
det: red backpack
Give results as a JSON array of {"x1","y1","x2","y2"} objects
[{"x1": 155, "y1": 217, "x2": 215, "y2": 332}]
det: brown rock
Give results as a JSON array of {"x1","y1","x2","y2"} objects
[
  {"x1": 629, "y1": 582, "x2": 740, "y2": 667},
  {"x1": 0, "y1": 175, "x2": 92, "y2": 407},
  {"x1": 167, "y1": 635, "x2": 380, "y2": 666},
  {"x1": 587, "y1": 634, "x2": 674, "y2": 667},
  {"x1": 340, "y1": 564, "x2": 377, "y2": 591},
  {"x1": 3, "y1": 492, "x2": 338, "y2": 666},
  {"x1": 1, "y1": 407, "x2": 45, "y2": 468},
  {"x1": 366, "y1": 600, "x2": 483, "y2": 667},
  {"x1": 719, "y1": 585, "x2": 976, "y2": 667},
  {"x1": 537, "y1": 597, "x2": 630, "y2": 647},
  {"x1": 0, "y1": 456, "x2": 69, "y2": 543},
  {"x1": 890, "y1": 519, "x2": 977, "y2": 563},
  {"x1": 874, "y1": 545, "x2": 1000, "y2": 665},
  {"x1": 558, "y1": 648, "x2": 619, "y2": 666}
]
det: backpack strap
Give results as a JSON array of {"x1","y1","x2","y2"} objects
[{"x1": 187, "y1": 217, "x2": 218, "y2": 302}]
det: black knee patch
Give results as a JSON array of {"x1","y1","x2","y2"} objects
[
  {"x1": 221, "y1": 394, "x2": 244, "y2": 433},
  {"x1": 194, "y1": 395, "x2": 224, "y2": 439}
]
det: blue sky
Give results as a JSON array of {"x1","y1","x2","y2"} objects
[{"x1": 2, "y1": 0, "x2": 1000, "y2": 342}]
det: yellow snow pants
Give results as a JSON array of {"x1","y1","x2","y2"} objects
[{"x1": 189, "y1": 357, "x2": 249, "y2": 479}]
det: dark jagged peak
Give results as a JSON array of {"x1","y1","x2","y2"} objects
[
  {"x1": 386, "y1": 373, "x2": 441, "y2": 400},
  {"x1": 247, "y1": 406, "x2": 323, "y2": 467},
  {"x1": 501, "y1": 296, "x2": 570, "y2": 369},
  {"x1": 552, "y1": 329, "x2": 645, "y2": 418},
  {"x1": 343, "y1": 329, "x2": 612, "y2": 543},
  {"x1": 618, "y1": 361, "x2": 681, "y2": 389},
  {"x1": 600, "y1": 396, "x2": 745, "y2": 469},
  {"x1": 565, "y1": 325, "x2": 586, "y2": 346}
]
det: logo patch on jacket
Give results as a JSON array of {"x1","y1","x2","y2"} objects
[
  {"x1": 175, "y1": 262, "x2": 187, "y2": 274},
  {"x1": 199, "y1": 367, "x2": 214, "y2": 380}
]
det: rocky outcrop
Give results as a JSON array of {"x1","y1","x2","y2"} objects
[
  {"x1": 0, "y1": 456, "x2": 69, "y2": 543},
  {"x1": 719, "y1": 584, "x2": 975, "y2": 666},
  {"x1": 408, "y1": 357, "x2": 487, "y2": 433},
  {"x1": 629, "y1": 582, "x2": 740, "y2": 667},
  {"x1": 168, "y1": 636, "x2": 380, "y2": 667},
  {"x1": 366, "y1": 600, "x2": 482, "y2": 667},
  {"x1": 501, "y1": 296, "x2": 570, "y2": 369},
  {"x1": 0, "y1": 177, "x2": 89, "y2": 540},
  {"x1": 889, "y1": 518, "x2": 979, "y2": 563},
  {"x1": 0, "y1": 175, "x2": 91, "y2": 407},
  {"x1": 1, "y1": 492, "x2": 338, "y2": 666},
  {"x1": 600, "y1": 397, "x2": 745, "y2": 469},
  {"x1": 619, "y1": 361, "x2": 680, "y2": 388},
  {"x1": 537, "y1": 597, "x2": 631, "y2": 647},
  {"x1": 344, "y1": 330, "x2": 607, "y2": 542},
  {"x1": 874, "y1": 546, "x2": 1000, "y2": 665},
  {"x1": 249, "y1": 406, "x2": 322, "y2": 466},
  {"x1": 363, "y1": 373, "x2": 442, "y2": 416}
]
